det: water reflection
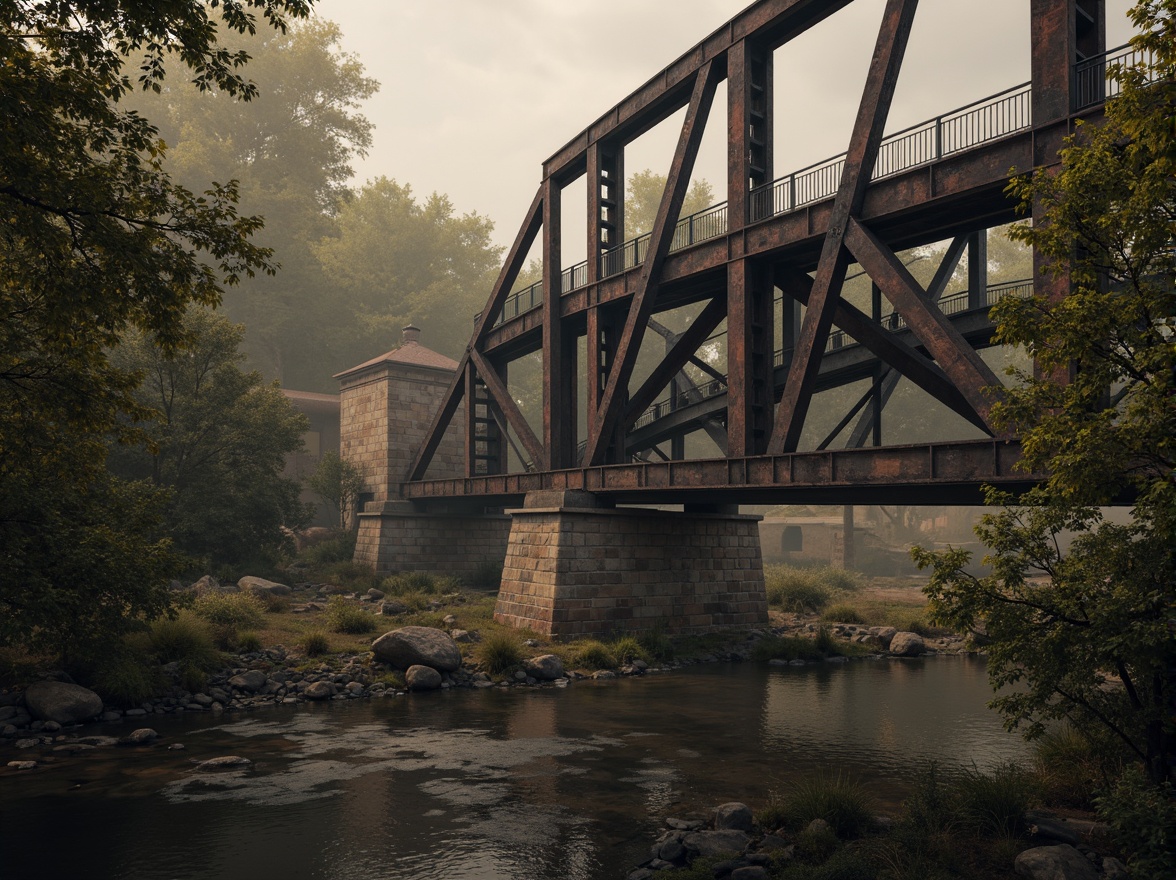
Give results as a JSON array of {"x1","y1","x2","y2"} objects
[{"x1": 0, "y1": 658, "x2": 1025, "y2": 880}]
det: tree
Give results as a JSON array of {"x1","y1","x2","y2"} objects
[
  {"x1": 913, "y1": 2, "x2": 1174, "y2": 788},
  {"x1": 109, "y1": 310, "x2": 311, "y2": 568},
  {"x1": 625, "y1": 169, "x2": 716, "y2": 238},
  {"x1": 136, "y1": 19, "x2": 378, "y2": 390},
  {"x1": 306, "y1": 451, "x2": 365, "y2": 530},
  {"x1": 0, "y1": 0, "x2": 312, "y2": 655},
  {"x1": 313, "y1": 176, "x2": 503, "y2": 361}
]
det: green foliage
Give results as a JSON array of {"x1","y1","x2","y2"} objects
[
  {"x1": 1096, "y1": 765, "x2": 1176, "y2": 879},
  {"x1": 779, "y1": 845, "x2": 878, "y2": 880},
  {"x1": 1034, "y1": 723, "x2": 1125, "y2": 808},
  {"x1": 108, "y1": 308, "x2": 310, "y2": 568},
  {"x1": 300, "y1": 630, "x2": 330, "y2": 657},
  {"x1": 0, "y1": 0, "x2": 309, "y2": 659},
  {"x1": 193, "y1": 591, "x2": 266, "y2": 629},
  {"x1": 574, "y1": 640, "x2": 618, "y2": 670},
  {"x1": 814, "y1": 625, "x2": 837, "y2": 654},
  {"x1": 477, "y1": 632, "x2": 523, "y2": 675},
  {"x1": 953, "y1": 762, "x2": 1036, "y2": 838},
  {"x1": 382, "y1": 571, "x2": 441, "y2": 595},
  {"x1": 149, "y1": 614, "x2": 222, "y2": 668},
  {"x1": 764, "y1": 772, "x2": 876, "y2": 838},
  {"x1": 467, "y1": 559, "x2": 504, "y2": 589},
  {"x1": 324, "y1": 597, "x2": 377, "y2": 635},
  {"x1": 610, "y1": 636, "x2": 647, "y2": 665},
  {"x1": 793, "y1": 824, "x2": 842, "y2": 864},
  {"x1": 766, "y1": 566, "x2": 833, "y2": 613},
  {"x1": 236, "y1": 631, "x2": 263, "y2": 653},
  {"x1": 821, "y1": 604, "x2": 866, "y2": 625},
  {"x1": 917, "y1": 5, "x2": 1175, "y2": 786},
  {"x1": 638, "y1": 623, "x2": 674, "y2": 661},
  {"x1": 306, "y1": 452, "x2": 365, "y2": 529},
  {"x1": 135, "y1": 18, "x2": 378, "y2": 389},
  {"x1": 302, "y1": 530, "x2": 358, "y2": 566},
  {"x1": 92, "y1": 653, "x2": 165, "y2": 707}
]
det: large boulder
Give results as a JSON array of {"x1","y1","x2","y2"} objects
[
  {"x1": 372, "y1": 626, "x2": 462, "y2": 672},
  {"x1": 238, "y1": 576, "x2": 291, "y2": 597},
  {"x1": 405, "y1": 665, "x2": 443, "y2": 690},
  {"x1": 713, "y1": 802, "x2": 754, "y2": 832},
  {"x1": 889, "y1": 631, "x2": 926, "y2": 657},
  {"x1": 523, "y1": 654, "x2": 565, "y2": 681},
  {"x1": 228, "y1": 671, "x2": 268, "y2": 692},
  {"x1": 1014, "y1": 845, "x2": 1099, "y2": 880},
  {"x1": 191, "y1": 574, "x2": 235, "y2": 594},
  {"x1": 24, "y1": 681, "x2": 103, "y2": 724}
]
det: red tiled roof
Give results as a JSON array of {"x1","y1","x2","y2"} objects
[{"x1": 334, "y1": 340, "x2": 459, "y2": 378}]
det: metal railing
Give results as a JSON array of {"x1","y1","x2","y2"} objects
[
  {"x1": 631, "y1": 378, "x2": 728, "y2": 432},
  {"x1": 599, "y1": 202, "x2": 728, "y2": 279},
  {"x1": 1074, "y1": 42, "x2": 1155, "y2": 111},
  {"x1": 751, "y1": 83, "x2": 1032, "y2": 221}
]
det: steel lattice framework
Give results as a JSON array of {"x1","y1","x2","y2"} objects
[{"x1": 403, "y1": 0, "x2": 1114, "y2": 510}]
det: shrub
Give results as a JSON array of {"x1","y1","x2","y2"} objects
[
  {"x1": 771, "y1": 772, "x2": 876, "y2": 838},
  {"x1": 467, "y1": 559, "x2": 503, "y2": 589},
  {"x1": 954, "y1": 762, "x2": 1037, "y2": 838},
  {"x1": 324, "y1": 597, "x2": 378, "y2": 634},
  {"x1": 638, "y1": 622, "x2": 674, "y2": 661},
  {"x1": 478, "y1": 631, "x2": 523, "y2": 674},
  {"x1": 302, "y1": 530, "x2": 356, "y2": 566},
  {"x1": 815, "y1": 625, "x2": 837, "y2": 654},
  {"x1": 793, "y1": 823, "x2": 841, "y2": 864},
  {"x1": 765, "y1": 565, "x2": 832, "y2": 613},
  {"x1": 1034, "y1": 723, "x2": 1122, "y2": 809},
  {"x1": 236, "y1": 631, "x2": 262, "y2": 653},
  {"x1": 193, "y1": 591, "x2": 265, "y2": 629},
  {"x1": 149, "y1": 613, "x2": 221, "y2": 669},
  {"x1": 821, "y1": 603, "x2": 866, "y2": 625},
  {"x1": 93, "y1": 653, "x2": 164, "y2": 706},
  {"x1": 301, "y1": 630, "x2": 330, "y2": 657},
  {"x1": 253, "y1": 591, "x2": 289, "y2": 614},
  {"x1": 610, "y1": 636, "x2": 647, "y2": 665},
  {"x1": 382, "y1": 571, "x2": 438, "y2": 596},
  {"x1": 1096, "y1": 765, "x2": 1176, "y2": 880},
  {"x1": 813, "y1": 565, "x2": 863, "y2": 593},
  {"x1": 574, "y1": 640, "x2": 617, "y2": 670}
]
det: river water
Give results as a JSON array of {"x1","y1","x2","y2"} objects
[{"x1": 0, "y1": 656, "x2": 1027, "y2": 880}]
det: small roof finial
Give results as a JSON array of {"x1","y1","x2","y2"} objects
[{"x1": 401, "y1": 323, "x2": 421, "y2": 345}]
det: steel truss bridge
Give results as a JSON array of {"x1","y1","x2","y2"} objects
[{"x1": 403, "y1": 0, "x2": 1127, "y2": 511}]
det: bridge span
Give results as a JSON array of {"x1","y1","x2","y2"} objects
[{"x1": 352, "y1": 0, "x2": 1126, "y2": 638}]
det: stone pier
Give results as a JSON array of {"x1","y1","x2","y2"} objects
[
  {"x1": 355, "y1": 501, "x2": 511, "y2": 580},
  {"x1": 494, "y1": 491, "x2": 768, "y2": 638}
]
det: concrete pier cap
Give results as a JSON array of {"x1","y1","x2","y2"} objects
[{"x1": 494, "y1": 491, "x2": 769, "y2": 639}]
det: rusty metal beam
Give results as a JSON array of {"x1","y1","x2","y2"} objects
[
  {"x1": 405, "y1": 351, "x2": 469, "y2": 483},
  {"x1": 727, "y1": 259, "x2": 774, "y2": 456},
  {"x1": 623, "y1": 296, "x2": 728, "y2": 426},
  {"x1": 768, "y1": 0, "x2": 920, "y2": 454},
  {"x1": 844, "y1": 218, "x2": 1003, "y2": 431},
  {"x1": 584, "y1": 60, "x2": 722, "y2": 466},
  {"x1": 469, "y1": 348, "x2": 545, "y2": 469}
]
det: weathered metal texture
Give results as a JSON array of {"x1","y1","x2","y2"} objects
[
  {"x1": 584, "y1": 59, "x2": 723, "y2": 466},
  {"x1": 403, "y1": 439, "x2": 1041, "y2": 508},
  {"x1": 768, "y1": 0, "x2": 920, "y2": 455},
  {"x1": 404, "y1": 0, "x2": 1106, "y2": 503}
]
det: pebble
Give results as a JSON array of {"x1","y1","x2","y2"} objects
[{"x1": 6, "y1": 761, "x2": 37, "y2": 770}]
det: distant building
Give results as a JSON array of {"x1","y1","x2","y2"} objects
[{"x1": 281, "y1": 389, "x2": 341, "y2": 527}]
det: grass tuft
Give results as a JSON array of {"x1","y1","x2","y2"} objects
[
  {"x1": 821, "y1": 603, "x2": 867, "y2": 625},
  {"x1": 193, "y1": 591, "x2": 265, "y2": 629},
  {"x1": 477, "y1": 631, "x2": 523, "y2": 674},
  {"x1": 300, "y1": 629, "x2": 331, "y2": 657},
  {"x1": 324, "y1": 596, "x2": 378, "y2": 634},
  {"x1": 574, "y1": 639, "x2": 617, "y2": 670},
  {"x1": 610, "y1": 635, "x2": 647, "y2": 665},
  {"x1": 760, "y1": 771, "x2": 876, "y2": 838}
]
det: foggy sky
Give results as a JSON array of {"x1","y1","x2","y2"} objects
[{"x1": 314, "y1": 0, "x2": 1137, "y2": 259}]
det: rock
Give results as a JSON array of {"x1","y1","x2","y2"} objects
[
  {"x1": 191, "y1": 574, "x2": 233, "y2": 594},
  {"x1": 451, "y1": 629, "x2": 477, "y2": 643},
  {"x1": 869, "y1": 626, "x2": 897, "y2": 648},
  {"x1": 683, "y1": 829, "x2": 751, "y2": 858},
  {"x1": 228, "y1": 671, "x2": 268, "y2": 692},
  {"x1": 14, "y1": 738, "x2": 38, "y2": 749},
  {"x1": 125, "y1": 728, "x2": 158, "y2": 744},
  {"x1": 237, "y1": 576, "x2": 291, "y2": 596},
  {"x1": 371, "y1": 626, "x2": 461, "y2": 672},
  {"x1": 627, "y1": 870, "x2": 655, "y2": 880},
  {"x1": 657, "y1": 838, "x2": 686, "y2": 862},
  {"x1": 758, "y1": 835, "x2": 792, "y2": 854},
  {"x1": 806, "y1": 818, "x2": 833, "y2": 836},
  {"x1": 379, "y1": 600, "x2": 409, "y2": 616},
  {"x1": 366, "y1": 588, "x2": 385, "y2": 601},
  {"x1": 196, "y1": 756, "x2": 252, "y2": 771},
  {"x1": 523, "y1": 654, "x2": 565, "y2": 681},
  {"x1": 1014, "y1": 845, "x2": 1100, "y2": 880},
  {"x1": 77, "y1": 736, "x2": 118, "y2": 747},
  {"x1": 41, "y1": 720, "x2": 61, "y2": 732},
  {"x1": 665, "y1": 818, "x2": 703, "y2": 831},
  {"x1": 731, "y1": 868, "x2": 768, "y2": 880},
  {"x1": 442, "y1": 614, "x2": 457, "y2": 626},
  {"x1": 1028, "y1": 816, "x2": 1082, "y2": 846},
  {"x1": 7, "y1": 761, "x2": 37, "y2": 770},
  {"x1": 713, "y1": 802, "x2": 754, "y2": 831},
  {"x1": 405, "y1": 665, "x2": 443, "y2": 690},
  {"x1": 24, "y1": 681, "x2": 103, "y2": 724},
  {"x1": 303, "y1": 681, "x2": 336, "y2": 701},
  {"x1": 1101, "y1": 857, "x2": 1128, "y2": 879},
  {"x1": 0, "y1": 706, "x2": 18, "y2": 723},
  {"x1": 889, "y1": 631, "x2": 925, "y2": 657}
]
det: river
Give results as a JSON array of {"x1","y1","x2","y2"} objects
[{"x1": 0, "y1": 656, "x2": 1028, "y2": 880}]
